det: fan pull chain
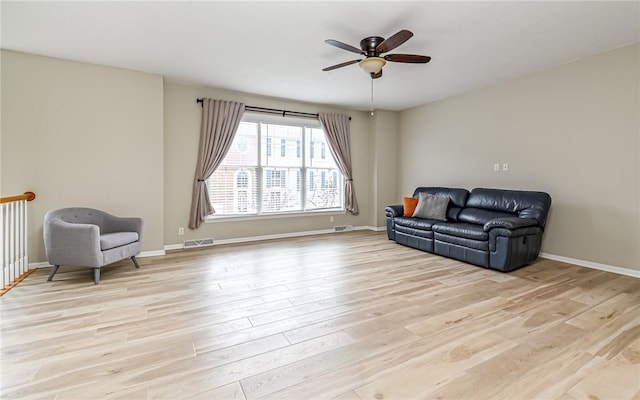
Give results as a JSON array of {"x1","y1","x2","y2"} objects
[{"x1": 370, "y1": 78, "x2": 374, "y2": 116}]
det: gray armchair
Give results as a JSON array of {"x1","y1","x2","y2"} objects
[{"x1": 43, "y1": 208, "x2": 144, "y2": 284}]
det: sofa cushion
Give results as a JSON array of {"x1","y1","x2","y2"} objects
[
  {"x1": 100, "y1": 232, "x2": 139, "y2": 251},
  {"x1": 413, "y1": 193, "x2": 449, "y2": 220},
  {"x1": 395, "y1": 224, "x2": 434, "y2": 239},
  {"x1": 394, "y1": 217, "x2": 437, "y2": 231},
  {"x1": 434, "y1": 232, "x2": 489, "y2": 251},
  {"x1": 431, "y1": 222, "x2": 489, "y2": 241},
  {"x1": 447, "y1": 206, "x2": 463, "y2": 221},
  {"x1": 467, "y1": 188, "x2": 552, "y2": 227},
  {"x1": 457, "y1": 207, "x2": 515, "y2": 225},
  {"x1": 403, "y1": 197, "x2": 419, "y2": 217}
]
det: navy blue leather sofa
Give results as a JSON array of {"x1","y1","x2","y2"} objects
[{"x1": 385, "y1": 187, "x2": 552, "y2": 272}]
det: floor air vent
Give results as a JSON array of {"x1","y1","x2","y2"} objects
[
  {"x1": 334, "y1": 225, "x2": 354, "y2": 232},
  {"x1": 184, "y1": 238, "x2": 214, "y2": 248}
]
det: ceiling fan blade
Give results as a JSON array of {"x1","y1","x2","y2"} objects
[
  {"x1": 376, "y1": 30, "x2": 413, "y2": 53},
  {"x1": 325, "y1": 39, "x2": 364, "y2": 54},
  {"x1": 322, "y1": 59, "x2": 362, "y2": 71},
  {"x1": 384, "y1": 54, "x2": 431, "y2": 63}
]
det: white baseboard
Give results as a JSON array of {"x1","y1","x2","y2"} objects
[
  {"x1": 164, "y1": 225, "x2": 384, "y2": 251},
  {"x1": 138, "y1": 250, "x2": 165, "y2": 258},
  {"x1": 29, "y1": 261, "x2": 52, "y2": 269},
  {"x1": 164, "y1": 244, "x2": 185, "y2": 251},
  {"x1": 539, "y1": 252, "x2": 640, "y2": 279}
]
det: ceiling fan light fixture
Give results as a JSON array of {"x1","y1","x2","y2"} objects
[{"x1": 359, "y1": 57, "x2": 386, "y2": 74}]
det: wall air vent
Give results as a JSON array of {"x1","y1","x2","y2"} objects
[
  {"x1": 183, "y1": 238, "x2": 214, "y2": 248},
  {"x1": 334, "y1": 225, "x2": 354, "y2": 232}
]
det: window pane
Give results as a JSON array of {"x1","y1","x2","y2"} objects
[
  {"x1": 211, "y1": 121, "x2": 259, "y2": 215},
  {"x1": 221, "y1": 122, "x2": 258, "y2": 167},
  {"x1": 262, "y1": 167, "x2": 302, "y2": 212},
  {"x1": 209, "y1": 166, "x2": 258, "y2": 214},
  {"x1": 262, "y1": 124, "x2": 303, "y2": 167},
  {"x1": 306, "y1": 167, "x2": 342, "y2": 210},
  {"x1": 307, "y1": 128, "x2": 334, "y2": 168}
]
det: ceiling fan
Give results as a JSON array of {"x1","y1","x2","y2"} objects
[{"x1": 322, "y1": 29, "x2": 431, "y2": 79}]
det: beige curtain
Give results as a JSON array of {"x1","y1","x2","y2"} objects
[
  {"x1": 318, "y1": 113, "x2": 359, "y2": 215},
  {"x1": 189, "y1": 99, "x2": 245, "y2": 229}
]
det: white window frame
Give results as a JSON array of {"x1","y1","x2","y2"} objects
[{"x1": 207, "y1": 113, "x2": 345, "y2": 221}]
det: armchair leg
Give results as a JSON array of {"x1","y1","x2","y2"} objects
[
  {"x1": 47, "y1": 265, "x2": 60, "y2": 281},
  {"x1": 131, "y1": 256, "x2": 140, "y2": 269},
  {"x1": 94, "y1": 268, "x2": 100, "y2": 285}
]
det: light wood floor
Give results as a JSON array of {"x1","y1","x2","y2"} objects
[{"x1": 1, "y1": 231, "x2": 639, "y2": 400}]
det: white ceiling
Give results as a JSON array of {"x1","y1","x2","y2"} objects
[{"x1": 2, "y1": 1, "x2": 639, "y2": 111}]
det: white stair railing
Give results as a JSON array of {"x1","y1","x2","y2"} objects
[{"x1": 0, "y1": 191, "x2": 36, "y2": 294}]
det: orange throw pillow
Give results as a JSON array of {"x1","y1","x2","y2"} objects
[{"x1": 403, "y1": 197, "x2": 419, "y2": 217}]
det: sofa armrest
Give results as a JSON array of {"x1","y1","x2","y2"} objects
[
  {"x1": 44, "y1": 220, "x2": 103, "y2": 267},
  {"x1": 385, "y1": 205, "x2": 403, "y2": 218},
  {"x1": 483, "y1": 217, "x2": 539, "y2": 232}
]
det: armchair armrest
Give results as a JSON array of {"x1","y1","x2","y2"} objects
[
  {"x1": 483, "y1": 217, "x2": 539, "y2": 232},
  {"x1": 44, "y1": 220, "x2": 103, "y2": 267},
  {"x1": 385, "y1": 205, "x2": 404, "y2": 218}
]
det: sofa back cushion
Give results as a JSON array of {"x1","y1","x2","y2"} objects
[
  {"x1": 457, "y1": 208, "x2": 515, "y2": 225},
  {"x1": 466, "y1": 188, "x2": 552, "y2": 227},
  {"x1": 412, "y1": 187, "x2": 469, "y2": 221}
]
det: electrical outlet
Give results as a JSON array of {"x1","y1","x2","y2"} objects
[
  {"x1": 178, "y1": 227, "x2": 184, "y2": 236},
  {"x1": 494, "y1": 163, "x2": 500, "y2": 172},
  {"x1": 503, "y1": 163, "x2": 509, "y2": 172},
  {"x1": 330, "y1": 216, "x2": 334, "y2": 222}
]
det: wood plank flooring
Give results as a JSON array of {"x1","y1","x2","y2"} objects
[{"x1": 1, "y1": 231, "x2": 639, "y2": 399}]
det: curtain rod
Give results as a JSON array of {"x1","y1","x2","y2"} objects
[{"x1": 196, "y1": 98, "x2": 350, "y2": 120}]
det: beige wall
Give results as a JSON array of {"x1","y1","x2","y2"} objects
[
  {"x1": 370, "y1": 110, "x2": 399, "y2": 227},
  {"x1": 163, "y1": 82, "x2": 372, "y2": 246},
  {"x1": 1, "y1": 50, "x2": 165, "y2": 262},
  {"x1": 4, "y1": 44, "x2": 636, "y2": 273},
  {"x1": 399, "y1": 44, "x2": 640, "y2": 271}
]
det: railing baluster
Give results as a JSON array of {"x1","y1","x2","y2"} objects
[
  {"x1": 1, "y1": 205, "x2": 6, "y2": 289},
  {"x1": 23, "y1": 199, "x2": 28, "y2": 275},
  {"x1": 0, "y1": 192, "x2": 36, "y2": 295},
  {"x1": 4, "y1": 204, "x2": 10, "y2": 287},
  {"x1": 10, "y1": 202, "x2": 16, "y2": 283},
  {"x1": 18, "y1": 200, "x2": 25, "y2": 276}
]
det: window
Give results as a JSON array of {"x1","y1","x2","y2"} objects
[{"x1": 208, "y1": 116, "x2": 344, "y2": 217}]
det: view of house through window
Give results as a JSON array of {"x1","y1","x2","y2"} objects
[{"x1": 208, "y1": 116, "x2": 344, "y2": 216}]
